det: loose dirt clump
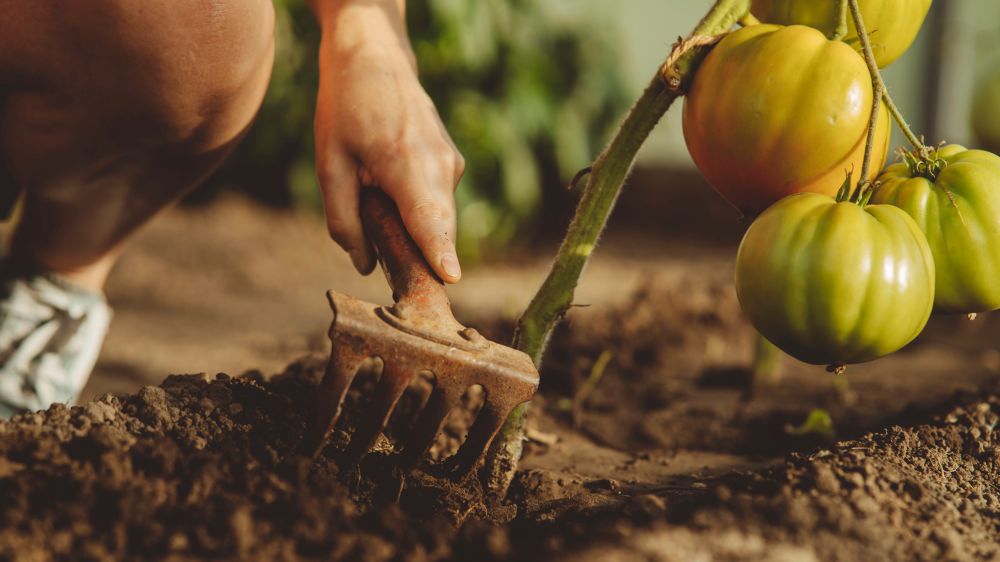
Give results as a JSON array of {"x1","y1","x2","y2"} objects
[{"x1": 0, "y1": 360, "x2": 479, "y2": 561}]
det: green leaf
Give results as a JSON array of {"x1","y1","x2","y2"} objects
[{"x1": 786, "y1": 409, "x2": 836, "y2": 440}]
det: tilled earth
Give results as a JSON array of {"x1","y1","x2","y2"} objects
[{"x1": 1, "y1": 279, "x2": 999, "y2": 561}]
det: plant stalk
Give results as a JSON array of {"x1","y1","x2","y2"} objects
[
  {"x1": 849, "y1": 0, "x2": 884, "y2": 187},
  {"x1": 882, "y1": 91, "x2": 926, "y2": 155},
  {"x1": 831, "y1": 0, "x2": 849, "y2": 41},
  {"x1": 751, "y1": 332, "x2": 783, "y2": 386},
  {"x1": 848, "y1": 0, "x2": 926, "y2": 157},
  {"x1": 483, "y1": 0, "x2": 751, "y2": 498}
]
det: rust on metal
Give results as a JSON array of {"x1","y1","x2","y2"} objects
[{"x1": 301, "y1": 189, "x2": 539, "y2": 477}]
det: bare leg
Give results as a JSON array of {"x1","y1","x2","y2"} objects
[
  {"x1": 1, "y1": 0, "x2": 276, "y2": 290},
  {"x1": 0, "y1": 0, "x2": 275, "y2": 413}
]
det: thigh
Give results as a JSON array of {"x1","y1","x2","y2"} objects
[{"x1": 0, "y1": 0, "x2": 275, "y2": 268}]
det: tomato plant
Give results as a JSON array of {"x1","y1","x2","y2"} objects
[
  {"x1": 683, "y1": 24, "x2": 890, "y2": 216},
  {"x1": 735, "y1": 192, "x2": 935, "y2": 365},
  {"x1": 751, "y1": 0, "x2": 932, "y2": 67},
  {"x1": 871, "y1": 146, "x2": 1000, "y2": 313}
]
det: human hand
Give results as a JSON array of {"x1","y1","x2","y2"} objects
[{"x1": 310, "y1": 0, "x2": 465, "y2": 282}]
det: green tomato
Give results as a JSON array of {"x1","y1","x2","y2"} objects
[
  {"x1": 872, "y1": 146, "x2": 1000, "y2": 313},
  {"x1": 751, "y1": 0, "x2": 932, "y2": 67},
  {"x1": 736, "y1": 193, "x2": 935, "y2": 365}
]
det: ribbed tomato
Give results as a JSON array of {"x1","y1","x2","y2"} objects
[
  {"x1": 751, "y1": 0, "x2": 932, "y2": 67},
  {"x1": 683, "y1": 24, "x2": 890, "y2": 216},
  {"x1": 872, "y1": 146, "x2": 1000, "y2": 313},
  {"x1": 735, "y1": 193, "x2": 935, "y2": 365}
]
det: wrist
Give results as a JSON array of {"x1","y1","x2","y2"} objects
[
  {"x1": 309, "y1": 0, "x2": 406, "y2": 35},
  {"x1": 313, "y1": 0, "x2": 416, "y2": 72}
]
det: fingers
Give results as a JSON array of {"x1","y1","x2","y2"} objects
[
  {"x1": 376, "y1": 141, "x2": 465, "y2": 283},
  {"x1": 316, "y1": 150, "x2": 376, "y2": 275}
]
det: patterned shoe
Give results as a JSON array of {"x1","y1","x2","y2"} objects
[{"x1": 0, "y1": 263, "x2": 111, "y2": 418}]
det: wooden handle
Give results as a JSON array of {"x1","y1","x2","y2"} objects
[{"x1": 361, "y1": 189, "x2": 452, "y2": 315}]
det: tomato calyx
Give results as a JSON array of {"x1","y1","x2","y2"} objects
[
  {"x1": 900, "y1": 145, "x2": 948, "y2": 182},
  {"x1": 834, "y1": 170, "x2": 875, "y2": 207},
  {"x1": 897, "y1": 145, "x2": 969, "y2": 226}
]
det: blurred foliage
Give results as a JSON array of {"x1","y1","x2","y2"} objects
[
  {"x1": 204, "y1": 0, "x2": 628, "y2": 260},
  {"x1": 973, "y1": 62, "x2": 1000, "y2": 153}
]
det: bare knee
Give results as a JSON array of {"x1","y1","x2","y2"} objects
[
  {"x1": 3, "y1": 0, "x2": 276, "y2": 155},
  {"x1": 97, "y1": 0, "x2": 278, "y2": 151}
]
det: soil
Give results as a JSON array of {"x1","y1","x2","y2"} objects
[
  {"x1": 2, "y1": 196, "x2": 1000, "y2": 560},
  {"x1": 2, "y1": 282, "x2": 1000, "y2": 560}
]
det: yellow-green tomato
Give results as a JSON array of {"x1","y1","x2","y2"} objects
[
  {"x1": 735, "y1": 193, "x2": 935, "y2": 365},
  {"x1": 751, "y1": 0, "x2": 932, "y2": 67},
  {"x1": 872, "y1": 146, "x2": 1000, "y2": 313},
  {"x1": 683, "y1": 24, "x2": 890, "y2": 216}
]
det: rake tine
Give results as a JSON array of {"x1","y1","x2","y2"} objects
[
  {"x1": 446, "y1": 401, "x2": 505, "y2": 477},
  {"x1": 343, "y1": 363, "x2": 415, "y2": 465},
  {"x1": 398, "y1": 385, "x2": 456, "y2": 470},
  {"x1": 300, "y1": 353, "x2": 367, "y2": 458}
]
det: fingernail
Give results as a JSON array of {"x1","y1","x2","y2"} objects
[{"x1": 440, "y1": 254, "x2": 461, "y2": 280}]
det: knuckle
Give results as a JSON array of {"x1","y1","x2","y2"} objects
[
  {"x1": 408, "y1": 198, "x2": 448, "y2": 223},
  {"x1": 409, "y1": 198, "x2": 454, "y2": 228},
  {"x1": 453, "y1": 151, "x2": 467, "y2": 181},
  {"x1": 438, "y1": 147, "x2": 458, "y2": 171},
  {"x1": 315, "y1": 157, "x2": 339, "y2": 187}
]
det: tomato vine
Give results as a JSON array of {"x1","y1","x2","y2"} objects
[
  {"x1": 848, "y1": 0, "x2": 929, "y2": 169},
  {"x1": 832, "y1": 0, "x2": 849, "y2": 41},
  {"x1": 849, "y1": 0, "x2": 887, "y2": 191},
  {"x1": 484, "y1": 0, "x2": 752, "y2": 498}
]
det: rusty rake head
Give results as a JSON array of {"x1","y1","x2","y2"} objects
[{"x1": 301, "y1": 190, "x2": 539, "y2": 477}]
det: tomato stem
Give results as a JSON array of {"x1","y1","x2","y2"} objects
[
  {"x1": 882, "y1": 91, "x2": 927, "y2": 155},
  {"x1": 831, "y1": 0, "x2": 849, "y2": 41},
  {"x1": 848, "y1": 0, "x2": 928, "y2": 158},
  {"x1": 484, "y1": 0, "x2": 752, "y2": 498},
  {"x1": 848, "y1": 0, "x2": 884, "y2": 191},
  {"x1": 739, "y1": 11, "x2": 761, "y2": 27}
]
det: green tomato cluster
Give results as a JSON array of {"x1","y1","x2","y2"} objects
[
  {"x1": 736, "y1": 146, "x2": 1000, "y2": 367},
  {"x1": 694, "y1": 0, "x2": 988, "y2": 368}
]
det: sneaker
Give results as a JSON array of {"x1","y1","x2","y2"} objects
[{"x1": 0, "y1": 262, "x2": 111, "y2": 417}]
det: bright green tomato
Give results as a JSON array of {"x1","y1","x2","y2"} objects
[
  {"x1": 736, "y1": 193, "x2": 935, "y2": 365},
  {"x1": 751, "y1": 0, "x2": 931, "y2": 67},
  {"x1": 872, "y1": 146, "x2": 1000, "y2": 313},
  {"x1": 683, "y1": 24, "x2": 890, "y2": 216}
]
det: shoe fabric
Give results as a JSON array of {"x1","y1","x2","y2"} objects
[{"x1": 0, "y1": 264, "x2": 111, "y2": 417}]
